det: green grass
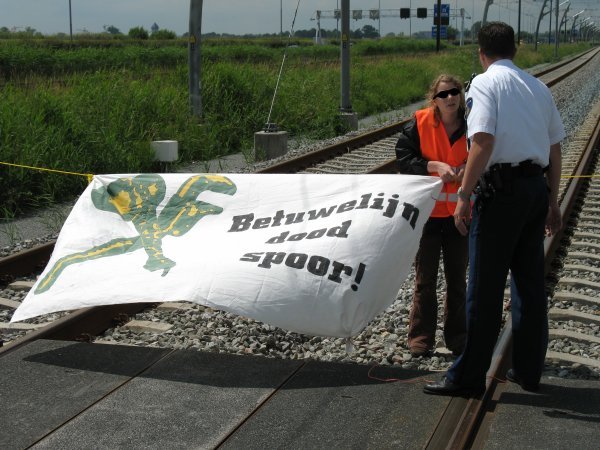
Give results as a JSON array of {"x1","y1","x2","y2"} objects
[{"x1": 0, "y1": 38, "x2": 592, "y2": 218}]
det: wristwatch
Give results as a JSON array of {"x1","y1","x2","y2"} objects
[{"x1": 457, "y1": 186, "x2": 470, "y2": 201}]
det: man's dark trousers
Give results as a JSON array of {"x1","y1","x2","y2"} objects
[{"x1": 446, "y1": 172, "x2": 549, "y2": 389}]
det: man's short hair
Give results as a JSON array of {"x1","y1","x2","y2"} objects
[{"x1": 478, "y1": 22, "x2": 516, "y2": 59}]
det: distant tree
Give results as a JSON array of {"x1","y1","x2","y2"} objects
[
  {"x1": 361, "y1": 24, "x2": 379, "y2": 39},
  {"x1": 103, "y1": 25, "x2": 121, "y2": 35},
  {"x1": 447, "y1": 26, "x2": 458, "y2": 41},
  {"x1": 351, "y1": 28, "x2": 363, "y2": 39},
  {"x1": 413, "y1": 30, "x2": 431, "y2": 39},
  {"x1": 385, "y1": 32, "x2": 396, "y2": 38},
  {"x1": 472, "y1": 21, "x2": 482, "y2": 39},
  {"x1": 128, "y1": 26, "x2": 149, "y2": 39},
  {"x1": 151, "y1": 22, "x2": 159, "y2": 34},
  {"x1": 294, "y1": 28, "x2": 317, "y2": 38},
  {"x1": 151, "y1": 29, "x2": 177, "y2": 40}
]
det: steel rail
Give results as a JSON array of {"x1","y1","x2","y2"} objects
[
  {"x1": 0, "y1": 241, "x2": 152, "y2": 358},
  {"x1": 0, "y1": 242, "x2": 54, "y2": 280},
  {"x1": 531, "y1": 47, "x2": 599, "y2": 78}
]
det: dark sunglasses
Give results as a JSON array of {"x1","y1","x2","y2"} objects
[{"x1": 434, "y1": 87, "x2": 461, "y2": 99}]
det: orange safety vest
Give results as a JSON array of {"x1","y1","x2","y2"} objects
[{"x1": 416, "y1": 108, "x2": 468, "y2": 218}]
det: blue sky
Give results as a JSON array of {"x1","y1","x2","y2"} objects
[{"x1": 0, "y1": 1, "x2": 595, "y2": 37}]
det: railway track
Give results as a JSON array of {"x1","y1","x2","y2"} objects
[
  {"x1": 546, "y1": 101, "x2": 600, "y2": 372},
  {"x1": 1, "y1": 48, "x2": 600, "y2": 449}
]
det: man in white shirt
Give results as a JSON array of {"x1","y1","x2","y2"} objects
[{"x1": 424, "y1": 22, "x2": 565, "y2": 396}]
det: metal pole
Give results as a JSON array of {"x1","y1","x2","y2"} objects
[
  {"x1": 280, "y1": 0, "x2": 283, "y2": 35},
  {"x1": 340, "y1": 0, "x2": 351, "y2": 112},
  {"x1": 188, "y1": 0, "x2": 203, "y2": 118},
  {"x1": 460, "y1": 8, "x2": 465, "y2": 46},
  {"x1": 336, "y1": 0, "x2": 339, "y2": 34},
  {"x1": 436, "y1": 0, "x2": 442, "y2": 52},
  {"x1": 378, "y1": 0, "x2": 381, "y2": 38},
  {"x1": 554, "y1": 0, "x2": 559, "y2": 55},
  {"x1": 409, "y1": 0, "x2": 412, "y2": 37},
  {"x1": 548, "y1": 0, "x2": 552, "y2": 44},
  {"x1": 483, "y1": 0, "x2": 493, "y2": 25},
  {"x1": 517, "y1": 0, "x2": 522, "y2": 44},
  {"x1": 69, "y1": 0, "x2": 73, "y2": 42}
]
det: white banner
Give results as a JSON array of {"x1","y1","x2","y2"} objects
[{"x1": 12, "y1": 173, "x2": 441, "y2": 337}]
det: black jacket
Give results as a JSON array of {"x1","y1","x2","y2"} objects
[{"x1": 395, "y1": 115, "x2": 466, "y2": 175}]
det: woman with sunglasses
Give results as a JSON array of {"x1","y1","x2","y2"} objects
[{"x1": 395, "y1": 74, "x2": 468, "y2": 358}]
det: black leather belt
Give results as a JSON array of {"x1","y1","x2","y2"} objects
[{"x1": 488, "y1": 160, "x2": 544, "y2": 177}]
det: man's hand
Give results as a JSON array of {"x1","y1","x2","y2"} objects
[
  {"x1": 454, "y1": 198, "x2": 471, "y2": 236},
  {"x1": 545, "y1": 204, "x2": 562, "y2": 236}
]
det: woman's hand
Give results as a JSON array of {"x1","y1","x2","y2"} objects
[
  {"x1": 454, "y1": 164, "x2": 466, "y2": 183},
  {"x1": 434, "y1": 162, "x2": 458, "y2": 183}
]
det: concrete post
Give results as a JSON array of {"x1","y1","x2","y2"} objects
[{"x1": 254, "y1": 124, "x2": 288, "y2": 161}]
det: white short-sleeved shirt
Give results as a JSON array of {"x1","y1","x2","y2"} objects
[{"x1": 465, "y1": 59, "x2": 566, "y2": 168}]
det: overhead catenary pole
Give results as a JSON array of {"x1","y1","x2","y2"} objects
[
  {"x1": 188, "y1": 0, "x2": 203, "y2": 118},
  {"x1": 340, "y1": 0, "x2": 351, "y2": 113},
  {"x1": 560, "y1": 4, "x2": 570, "y2": 43},
  {"x1": 548, "y1": 0, "x2": 552, "y2": 44},
  {"x1": 378, "y1": 0, "x2": 381, "y2": 38},
  {"x1": 68, "y1": 0, "x2": 73, "y2": 42},
  {"x1": 517, "y1": 0, "x2": 522, "y2": 44},
  {"x1": 554, "y1": 0, "x2": 567, "y2": 56},
  {"x1": 436, "y1": 0, "x2": 442, "y2": 52},
  {"x1": 570, "y1": 10, "x2": 584, "y2": 42},
  {"x1": 483, "y1": 0, "x2": 494, "y2": 25}
]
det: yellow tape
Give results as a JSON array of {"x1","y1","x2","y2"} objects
[
  {"x1": 562, "y1": 174, "x2": 600, "y2": 178},
  {"x1": 0, "y1": 161, "x2": 94, "y2": 184},
  {"x1": 1, "y1": 160, "x2": 597, "y2": 184}
]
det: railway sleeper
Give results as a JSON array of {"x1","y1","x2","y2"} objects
[
  {"x1": 546, "y1": 350, "x2": 600, "y2": 368},
  {"x1": 553, "y1": 290, "x2": 600, "y2": 307},
  {"x1": 548, "y1": 307, "x2": 600, "y2": 325},
  {"x1": 7, "y1": 280, "x2": 35, "y2": 291},
  {"x1": 572, "y1": 232, "x2": 600, "y2": 240},
  {"x1": 549, "y1": 328, "x2": 600, "y2": 345},
  {"x1": 566, "y1": 251, "x2": 600, "y2": 262},
  {"x1": 0, "y1": 321, "x2": 49, "y2": 331},
  {"x1": 563, "y1": 263, "x2": 600, "y2": 274},
  {"x1": 0, "y1": 297, "x2": 20, "y2": 309},
  {"x1": 122, "y1": 319, "x2": 173, "y2": 334},
  {"x1": 556, "y1": 277, "x2": 600, "y2": 291},
  {"x1": 569, "y1": 240, "x2": 600, "y2": 251}
]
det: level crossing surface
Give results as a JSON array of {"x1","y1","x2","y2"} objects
[{"x1": 1, "y1": 339, "x2": 599, "y2": 449}]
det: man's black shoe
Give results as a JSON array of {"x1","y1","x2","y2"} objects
[
  {"x1": 505, "y1": 369, "x2": 540, "y2": 392},
  {"x1": 423, "y1": 376, "x2": 484, "y2": 396}
]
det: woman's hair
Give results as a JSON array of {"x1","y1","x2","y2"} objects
[{"x1": 426, "y1": 74, "x2": 466, "y2": 125}]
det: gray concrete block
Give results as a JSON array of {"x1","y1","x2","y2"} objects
[{"x1": 254, "y1": 130, "x2": 288, "y2": 161}]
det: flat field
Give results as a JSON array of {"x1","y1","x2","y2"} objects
[{"x1": 0, "y1": 37, "x2": 589, "y2": 216}]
